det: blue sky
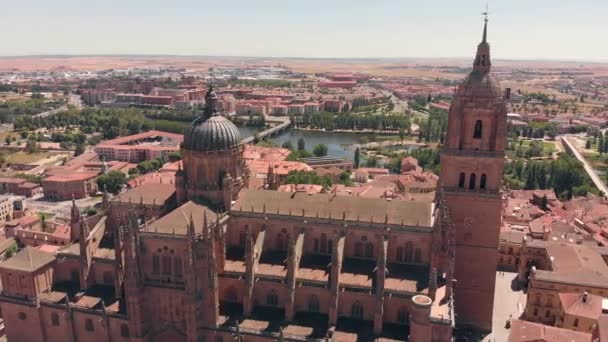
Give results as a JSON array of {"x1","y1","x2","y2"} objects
[{"x1": 2, "y1": 0, "x2": 607, "y2": 61}]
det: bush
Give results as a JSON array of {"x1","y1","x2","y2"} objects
[{"x1": 313, "y1": 144, "x2": 328, "y2": 157}]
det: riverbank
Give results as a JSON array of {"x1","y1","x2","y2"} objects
[{"x1": 293, "y1": 126, "x2": 409, "y2": 135}]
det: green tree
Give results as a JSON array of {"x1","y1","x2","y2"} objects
[
  {"x1": 551, "y1": 155, "x2": 585, "y2": 200},
  {"x1": 297, "y1": 137, "x2": 306, "y2": 151},
  {"x1": 96, "y1": 171, "x2": 128, "y2": 195},
  {"x1": 25, "y1": 140, "x2": 39, "y2": 153},
  {"x1": 313, "y1": 144, "x2": 328, "y2": 157},
  {"x1": 585, "y1": 139, "x2": 592, "y2": 149},
  {"x1": 281, "y1": 141, "x2": 294, "y2": 150},
  {"x1": 4, "y1": 136, "x2": 10, "y2": 145},
  {"x1": 284, "y1": 170, "x2": 332, "y2": 188},
  {"x1": 353, "y1": 147, "x2": 360, "y2": 169},
  {"x1": 399, "y1": 128, "x2": 405, "y2": 145},
  {"x1": 167, "y1": 151, "x2": 182, "y2": 162},
  {"x1": 366, "y1": 156, "x2": 379, "y2": 167},
  {"x1": 74, "y1": 144, "x2": 85, "y2": 156}
]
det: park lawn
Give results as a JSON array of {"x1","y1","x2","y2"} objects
[
  {"x1": 5, "y1": 151, "x2": 54, "y2": 165},
  {"x1": 518, "y1": 139, "x2": 556, "y2": 156}
]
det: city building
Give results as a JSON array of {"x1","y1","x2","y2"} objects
[
  {"x1": 555, "y1": 292, "x2": 606, "y2": 334},
  {"x1": 518, "y1": 239, "x2": 608, "y2": 326},
  {"x1": 509, "y1": 319, "x2": 593, "y2": 342},
  {"x1": 0, "y1": 19, "x2": 504, "y2": 341},
  {"x1": 0, "y1": 177, "x2": 43, "y2": 198},
  {"x1": 94, "y1": 130, "x2": 183, "y2": 162},
  {"x1": 41, "y1": 172, "x2": 99, "y2": 201}
]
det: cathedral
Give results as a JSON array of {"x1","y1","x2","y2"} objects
[{"x1": 0, "y1": 18, "x2": 506, "y2": 342}]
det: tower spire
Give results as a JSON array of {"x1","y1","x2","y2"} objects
[
  {"x1": 202, "y1": 69, "x2": 218, "y2": 120},
  {"x1": 482, "y1": 5, "x2": 489, "y2": 43},
  {"x1": 473, "y1": 9, "x2": 491, "y2": 73}
]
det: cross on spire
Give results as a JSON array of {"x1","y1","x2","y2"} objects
[{"x1": 481, "y1": 4, "x2": 489, "y2": 43}]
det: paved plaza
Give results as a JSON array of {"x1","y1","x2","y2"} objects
[{"x1": 482, "y1": 271, "x2": 527, "y2": 342}]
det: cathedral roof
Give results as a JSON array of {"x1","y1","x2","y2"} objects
[
  {"x1": 456, "y1": 71, "x2": 502, "y2": 99},
  {"x1": 183, "y1": 84, "x2": 242, "y2": 152},
  {"x1": 183, "y1": 115, "x2": 242, "y2": 152},
  {"x1": 232, "y1": 189, "x2": 433, "y2": 227},
  {"x1": 112, "y1": 183, "x2": 176, "y2": 205},
  {"x1": 145, "y1": 201, "x2": 219, "y2": 235},
  {"x1": 0, "y1": 246, "x2": 55, "y2": 272}
]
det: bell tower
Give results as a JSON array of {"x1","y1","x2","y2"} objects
[{"x1": 439, "y1": 14, "x2": 506, "y2": 332}]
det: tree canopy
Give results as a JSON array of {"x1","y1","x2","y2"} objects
[{"x1": 96, "y1": 171, "x2": 128, "y2": 195}]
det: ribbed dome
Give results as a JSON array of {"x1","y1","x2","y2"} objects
[
  {"x1": 183, "y1": 115, "x2": 242, "y2": 152},
  {"x1": 456, "y1": 70, "x2": 502, "y2": 99}
]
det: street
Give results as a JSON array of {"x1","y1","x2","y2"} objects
[
  {"x1": 32, "y1": 94, "x2": 82, "y2": 118},
  {"x1": 561, "y1": 135, "x2": 608, "y2": 196}
]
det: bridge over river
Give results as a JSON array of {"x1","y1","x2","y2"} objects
[{"x1": 241, "y1": 116, "x2": 291, "y2": 144}]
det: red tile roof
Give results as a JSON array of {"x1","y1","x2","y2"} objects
[{"x1": 509, "y1": 319, "x2": 592, "y2": 342}]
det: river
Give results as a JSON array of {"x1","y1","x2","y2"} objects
[
  {"x1": 148, "y1": 119, "x2": 392, "y2": 160},
  {"x1": 239, "y1": 127, "x2": 375, "y2": 159}
]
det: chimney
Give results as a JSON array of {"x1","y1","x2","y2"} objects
[
  {"x1": 583, "y1": 292, "x2": 588, "y2": 303},
  {"x1": 505, "y1": 87, "x2": 511, "y2": 100}
]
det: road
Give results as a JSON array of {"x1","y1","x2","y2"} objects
[
  {"x1": 33, "y1": 94, "x2": 82, "y2": 118},
  {"x1": 561, "y1": 135, "x2": 608, "y2": 196}
]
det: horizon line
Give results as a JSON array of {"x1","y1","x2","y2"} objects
[{"x1": 0, "y1": 53, "x2": 607, "y2": 65}]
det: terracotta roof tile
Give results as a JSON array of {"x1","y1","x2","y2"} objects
[
  {"x1": 509, "y1": 319, "x2": 592, "y2": 342},
  {"x1": 145, "y1": 201, "x2": 219, "y2": 235},
  {"x1": 113, "y1": 183, "x2": 175, "y2": 205},
  {"x1": 0, "y1": 246, "x2": 55, "y2": 272},
  {"x1": 232, "y1": 190, "x2": 433, "y2": 227}
]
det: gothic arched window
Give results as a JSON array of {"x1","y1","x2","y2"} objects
[
  {"x1": 469, "y1": 173, "x2": 476, "y2": 190},
  {"x1": 397, "y1": 307, "x2": 408, "y2": 324},
  {"x1": 458, "y1": 173, "x2": 466, "y2": 188},
  {"x1": 85, "y1": 318, "x2": 94, "y2": 332},
  {"x1": 365, "y1": 243, "x2": 374, "y2": 258},
  {"x1": 308, "y1": 295, "x2": 320, "y2": 313},
  {"x1": 405, "y1": 242, "x2": 414, "y2": 263},
  {"x1": 320, "y1": 233, "x2": 327, "y2": 253},
  {"x1": 276, "y1": 234, "x2": 285, "y2": 251},
  {"x1": 396, "y1": 247, "x2": 404, "y2": 262},
  {"x1": 473, "y1": 120, "x2": 483, "y2": 139},
  {"x1": 120, "y1": 324, "x2": 130, "y2": 338},
  {"x1": 51, "y1": 312, "x2": 60, "y2": 326},
  {"x1": 351, "y1": 302, "x2": 363, "y2": 320},
  {"x1": 266, "y1": 291, "x2": 279, "y2": 306},
  {"x1": 414, "y1": 248, "x2": 422, "y2": 263},
  {"x1": 480, "y1": 174, "x2": 487, "y2": 189}
]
